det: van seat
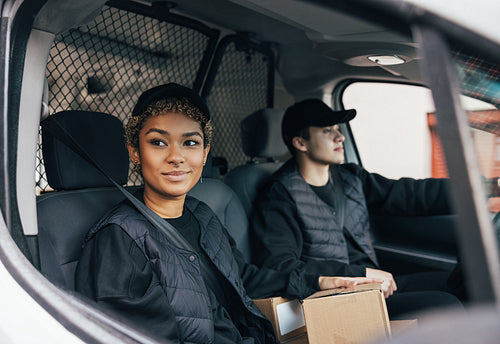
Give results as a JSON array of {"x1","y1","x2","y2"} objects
[
  {"x1": 225, "y1": 108, "x2": 288, "y2": 218},
  {"x1": 38, "y1": 110, "x2": 131, "y2": 289},
  {"x1": 189, "y1": 177, "x2": 251, "y2": 261},
  {"x1": 186, "y1": 150, "x2": 251, "y2": 261}
]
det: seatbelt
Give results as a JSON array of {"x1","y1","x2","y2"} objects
[
  {"x1": 332, "y1": 165, "x2": 345, "y2": 230},
  {"x1": 42, "y1": 116, "x2": 222, "y2": 298}
]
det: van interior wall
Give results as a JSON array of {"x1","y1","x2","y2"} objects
[{"x1": 33, "y1": 0, "x2": 107, "y2": 35}]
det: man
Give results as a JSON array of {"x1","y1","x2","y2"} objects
[{"x1": 251, "y1": 98, "x2": 464, "y2": 316}]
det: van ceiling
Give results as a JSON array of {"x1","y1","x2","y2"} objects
[
  {"x1": 168, "y1": 0, "x2": 422, "y2": 93},
  {"x1": 173, "y1": 0, "x2": 410, "y2": 44},
  {"x1": 33, "y1": 0, "x2": 423, "y2": 95}
]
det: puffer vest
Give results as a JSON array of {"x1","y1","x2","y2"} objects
[
  {"x1": 86, "y1": 196, "x2": 270, "y2": 344},
  {"x1": 276, "y1": 160, "x2": 378, "y2": 266}
]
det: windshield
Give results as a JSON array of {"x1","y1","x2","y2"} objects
[
  {"x1": 453, "y1": 48, "x2": 500, "y2": 107},
  {"x1": 449, "y1": 49, "x2": 500, "y2": 249}
]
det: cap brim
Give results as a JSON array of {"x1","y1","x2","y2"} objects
[{"x1": 313, "y1": 109, "x2": 356, "y2": 127}]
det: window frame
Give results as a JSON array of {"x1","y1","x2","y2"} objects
[{"x1": 414, "y1": 25, "x2": 500, "y2": 303}]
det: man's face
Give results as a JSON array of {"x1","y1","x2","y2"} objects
[{"x1": 303, "y1": 124, "x2": 345, "y2": 165}]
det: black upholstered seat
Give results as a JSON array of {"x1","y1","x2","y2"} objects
[
  {"x1": 224, "y1": 108, "x2": 288, "y2": 218},
  {"x1": 37, "y1": 111, "x2": 132, "y2": 289},
  {"x1": 189, "y1": 179, "x2": 251, "y2": 261}
]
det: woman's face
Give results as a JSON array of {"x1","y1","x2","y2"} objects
[{"x1": 129, "y1": 111, "x2": 209, "y2": 203}]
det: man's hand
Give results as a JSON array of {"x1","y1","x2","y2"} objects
[
  {"x1": 318, "y1": 276, "x2": 383, "y2": 292},
  {"x1": 365, "y1": 268, "x2": 397, "y2": 298}
]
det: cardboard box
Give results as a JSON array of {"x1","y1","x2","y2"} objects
[
  {"x1": 254, "y1": 296, "x2": 307, "y2": 342},
  {"x1": 254, "y1": 283, "x2": 391, "y2": 344},
  {"x1": 283, "y1": 333, "x2": 309, "y2": 344},
  {"x1": 389, "y1": 319, "x2": 418, "y2": 336},
  {"x1": 268, "y1": 321, "x2": 416, "y2": 344}
]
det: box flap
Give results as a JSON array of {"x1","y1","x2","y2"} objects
[
  {"x1": 305, "y1": 282, "x2": 382, "y2": 300},
  {"x1": 254, "y1": 297, "x2": 307, "y2": 342},
  {"x1": 276, "y1": 299, "x2": 306, "y2": 336}
]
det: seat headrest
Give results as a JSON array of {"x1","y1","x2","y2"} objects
[
  {"x1": 241, "y1": 108, "x2": 288, "y2": 159},
  {"x1": 41, "y1": 110, "x2": 130, "y2": 190}
]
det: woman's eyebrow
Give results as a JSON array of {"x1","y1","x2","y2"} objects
[
  {"x1": 144, "y1": 128, "x2": 202, "y2": 138},
  {"x1": 145, "y1": 128, "x2": 168, "y2": 136},
  {"x1": 182, "y1": 132, "x2": 203, "y2": 139}
]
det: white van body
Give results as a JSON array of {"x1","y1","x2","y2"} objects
[{"x1": 0, "y1": 0, "x2": 499, "y2": 342}]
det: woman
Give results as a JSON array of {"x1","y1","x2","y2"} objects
[{"x1": 75, "y1": 83, "x2": 379, "y2": 344}]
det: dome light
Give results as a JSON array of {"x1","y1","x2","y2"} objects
[{"x1": 368, "y1": 55, "x2": 406, "y2": 65}]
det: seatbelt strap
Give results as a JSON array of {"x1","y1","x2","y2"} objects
[
  {"x1": 42, "y1": 116, "x2": 222, "y2": 298},
  {"x1": 332, "y1": 165, "x2": 345, "y2": 230}
]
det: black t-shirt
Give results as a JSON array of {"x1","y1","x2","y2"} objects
[{"x1": 166, "y1": 209, "x2": 247, "y2": 344}]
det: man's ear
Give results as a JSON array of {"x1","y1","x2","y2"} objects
[
  {"x1": 127, "y1": 143, "x2": 140, "y2": 165},
  {"x1": 292, "y1": 136, "x2": 308, "y2": 153}
]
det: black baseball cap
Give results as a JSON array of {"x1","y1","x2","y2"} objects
[
  {"x1": 131, "y1": 83, "x2": 210, "y2": 119},
  {"x1": 282, "y1": 98, "x2": 356, "y2": 145}
]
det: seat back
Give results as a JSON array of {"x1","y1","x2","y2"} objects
[
  {"x1": 189, "y1": 178, "x2": 251, "y2": 261},
  {"x1": 38, "y1": 110, "x2": 131, "y2": 289},
  {"x1": 37, "y1": 187, "x2": 139, "y2": 289},
  {"x1": 186, "y1": 150, "x2": 250, "y2": 261},
  {"x1": 225, "y1": 108, "x2": 288, "y2": 217}
]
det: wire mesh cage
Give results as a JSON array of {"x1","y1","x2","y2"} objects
[
  {"x1": 39, "y1": 3, "x2": 274, "y2": 192},
  {"x1": 203, "y1": 36, "x2": 274, "y2": 170},
  {"x1": 40, "y1": 4, "x2": 214, "y2": 192}
]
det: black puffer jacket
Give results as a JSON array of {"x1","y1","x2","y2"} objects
[
  {"x1": 252, "y1": 159, "x2": 451, "y2": 277},
  {"x1": 77, "y1": 195, "x2": 320, "y2": 343},
  {"x1": 278, "y1": 160, "x2": 378, "y2": 266}
]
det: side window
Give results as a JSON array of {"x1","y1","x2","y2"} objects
[
  {"x1": 342, "y1": 82, "x2": 435, "y2": 179},
  {"x1": 342, "y1": 82, "x2": 496, "y2": 181}
]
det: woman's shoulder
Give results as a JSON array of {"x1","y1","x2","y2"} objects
[{"x1": 85, "y1": 199, "x2": 148, "y2": 242}]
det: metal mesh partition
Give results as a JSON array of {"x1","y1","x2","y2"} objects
[
  {"x1": 203, "y1": 35, "x2": 275, "y2": 170},
  {"x1": 39, "y1": 3, "x2": 218, "y2": 192}
]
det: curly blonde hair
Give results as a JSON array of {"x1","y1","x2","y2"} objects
[{"x1": 125, "y1": 96, "x2": 213, "y2": 150}]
